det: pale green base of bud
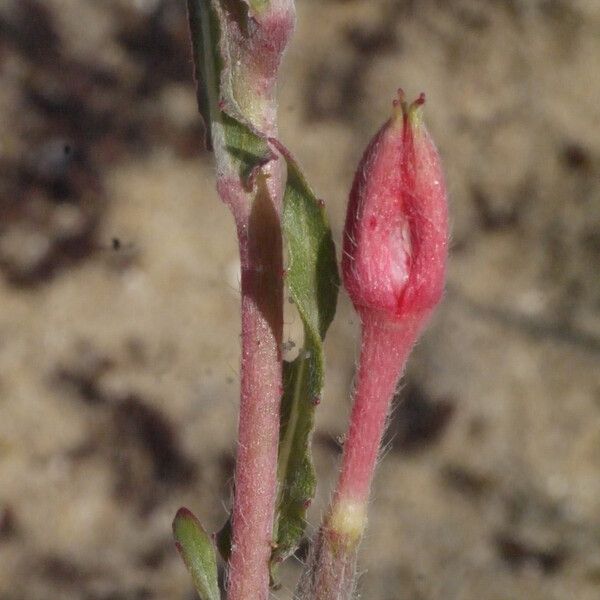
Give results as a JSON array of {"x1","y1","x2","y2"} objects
[
  {"x1": 294, "y1": 499, "x2": 366, "y2": 598},
  {"x1": 327, "y1": 499, "x2": 367, "y2": 550}
]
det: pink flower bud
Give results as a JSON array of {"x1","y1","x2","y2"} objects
[
  {"x1": 297, "y1": 93, "x2": 449, "y2": 599},
  {"x1": 342, "y1": 91, "x2": 448, "y2": 322}
]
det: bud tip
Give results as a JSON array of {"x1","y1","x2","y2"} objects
[{"x1": 392, "y1": 90, "x2": 426, "y2": 128}]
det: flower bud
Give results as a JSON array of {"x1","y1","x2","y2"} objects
[{"x1": 342, "y1": 91, "x2": 448, "y2": 322}]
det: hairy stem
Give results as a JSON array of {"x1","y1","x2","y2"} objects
[
  {"x1": 297, "y1": 313, "x2": 421, "y2": 599},
  {"x1": 187, "y1": 0, "x2": 294, "y2": 594},
  {"x1": 333, "y1": 315, "x2": 420, "y2": 510},
  {"x1": 227, "y1": 170, "x2": 285, "y2": 600}
]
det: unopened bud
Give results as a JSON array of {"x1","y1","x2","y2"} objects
[{"x1": 342, "y1": 90, "x2": 448, "y2": 322}]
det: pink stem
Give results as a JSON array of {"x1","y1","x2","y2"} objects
[
  {"x1": 296, "y1": 313, "x2": 422, "y2": 600},
  {"x1": 227, "y1": 175, "x2": 284, "y2": 600},
  {"x1": 333, "y1": 313, "x2": 420, "y2": 509}
]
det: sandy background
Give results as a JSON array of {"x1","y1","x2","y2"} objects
[{"x1": 1, "y1": 1, "x2": 599, "y2": 598}]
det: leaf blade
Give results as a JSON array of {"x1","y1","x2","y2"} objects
[
  {"x1": 272, "y1": 142, "x2": 340, "y2": 567},
  {"x1": 173, "y1": 508, "x2": 221, "y2": 600},
  {"x1": 186, "y1": 0, "x2": 221, "y2": 150},
  {"x1": 187, "y1": 0, "x2": 273, "y2": 183}
]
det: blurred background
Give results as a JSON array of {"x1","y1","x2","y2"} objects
[{"x1": 0, "y1": 1, "x2": 599, "y2": 598}]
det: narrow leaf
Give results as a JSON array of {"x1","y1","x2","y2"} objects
[
  {"x1": 215, "y1": 514, "x2": 232, "y2": 562},
  {"x1": 276, "y1": 141, "x2": 339, "y2": 340},
  {"x1": 173, "y1": 508, "x2": 220, "y2": 600},
  {"x1": 222, "y1": 113, "x2": 275, "y2": 189},
  {"x1": 187, "y1": 0, "x2": 273, "y2": 184},
  {"x1": 186, "y1": 0, "x2": 220, "y2": 150},
  {"x1": 271, "y1": 140, "x2": 340, "y2": 568}
]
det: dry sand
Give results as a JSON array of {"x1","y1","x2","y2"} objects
[{"x1": 0, "y1": 1, "x2": 599, "y2": 598}]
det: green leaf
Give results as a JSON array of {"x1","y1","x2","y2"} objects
[
  {"x1": 215, "y1": 514, "x2": 232, "y2": 562},
  {"x1": 277, "y1": 142, "x2": 339, "y2": 339},
  {"x1": 248, "y1": 0, "x2": 270, "y2": 14},
  {"x1": 271, "y1": 140, "x2": 340, "y2": 569},
  {"x1": 186, "y1": 0, "x2": 273, "y2": 185},
  {"x1": 221, "y1": 113, "x2": 275, "y2": 189},
  {"x1": 186, "y1": 0, "x2": 220, "y2": 150},
  {"x1": 173, "y1": 508, "x2": 221, "y2": 600}
]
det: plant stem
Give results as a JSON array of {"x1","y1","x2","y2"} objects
[
  {"x1": 297, "y1": 313, "x2": 422, "y2": 599},
  {"x1": 187, "y1": 0, "x2": 294, "y2": 594},
  {"x1": 226, "y1": 168, "x2": 285, "y2": 600},
  {"x1": 333, "y1": 314, "x2": 420, "y2": 512}
]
